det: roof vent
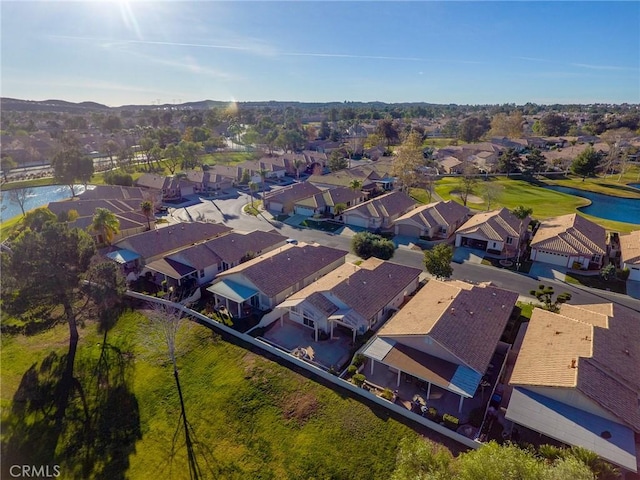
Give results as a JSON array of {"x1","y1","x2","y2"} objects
[
  {"x1": 450, "y1": 307, "x2": 455, "y2": 314},
  {"x1": 600, "y1": 431, "x2": 612, "y2": 439},
  {"x1": 570, "y1": 359, "x2": 577, "y2": 369}
]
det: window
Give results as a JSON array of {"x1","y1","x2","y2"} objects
[
  {"x1": 199, "y1": 269, "x2": 205, "y2": 278},
  {"x1": 506, "y1": 237, "x2": 514, "y2": 245},
  {"x1": 303, "y1": 317, "x2": 315, "y2": 328},
  {"x1": 591, "y1": 255, "x2": 601, "y2": 263}
]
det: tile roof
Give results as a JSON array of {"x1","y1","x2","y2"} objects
[
  {"x1": 531, "y1": 214, "x2": 606, "y2": 256},
  {"x1": 295, "y1": 187, "x2": 363, "y2": 209},
  {"x1": 263, "y1": 182, "x2": 323, "y2": 205},
  {"x1": 456, "y1": 208, "x2": 527, "y2": 242},
  {"x1": 308, "y1": 168, "x2": 376, "y2": 188},
  {"x1": 395, "y1": 200, "x2": 470, "y2": 230},
  {"x1": 510, "y1": 303, "x2": 640, "y2": 431},
  {"x1": 218, "y1": 243, "x2": 346, "y2": 297},
  {"x1": 288, "y1": 258, "x2": 421, "y2": 321},
  {"x1": 136, "y1": 173, "x2": 170, "y2": 190},
  {"x1": 378, "y1": 279, "x2": 518, "y2": 373},
  {"x1": 202, "y1": 230, "x2": 286, "y2": 263},
  {"x1": 619, "y1": 230, "x2": 640, "y2": 265},
  {"x1": 342, "y1": 190, "x2": 417, "y2": 220},
  {"x1": 167, "y1": 243, "x2": 222, "y2": 271},
  {"x1": 115, "y1": 222, "x2": 232, "y2": 260},
  {"x1": 78, "y1": 185, "x2": 146, "y2": 200}
]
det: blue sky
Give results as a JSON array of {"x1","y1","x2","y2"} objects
[{"x1": 2, "y1": 1, "x2": 638, "y2": 106}]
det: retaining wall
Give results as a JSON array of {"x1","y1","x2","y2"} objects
[{"x1": 126, "y1": 290, "x2": 481, "y2": 450}]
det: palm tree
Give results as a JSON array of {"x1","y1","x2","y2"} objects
[
  {"x1": 90, "y1": 208, "x2": 120, "y2": 245},
  {"x1": 248, "y1": 181, "x2": 258, "y2": 208},
  {"x1": 349, "y1": 179, "x2": 363, "y2": 192},
  {"x1": 259, "y1": 169, "x2": 268, "y2": 197},
  {"x1": 141, "y1": 200, "x2": 153, "y2": 230}
]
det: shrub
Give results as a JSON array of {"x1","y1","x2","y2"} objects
[
  {"x1": 443, "y1": 413, "x2": 459, "y2": 428},
  {"x1": 347, "y1": 365, "x2": 358, "y2": 375},
  {"x1": 352, "y1": 353, "x2": 366, "y2": 367},
  {"x1": 381, "y1": 388, "x2": 394, "y2": 401},
  {"x1": 352, "y1": 373, "x2": 366, "y2": 387},
  {"x1": 620, "y1": 268, "x2": 630, "y2": 281},
  {"x1": 104, "y1": 170, "x2": 134, "y2": 186}
]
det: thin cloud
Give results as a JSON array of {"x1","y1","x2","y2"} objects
[{"x1": 570, "y1": 62, "x2": 637, "y2": 71}]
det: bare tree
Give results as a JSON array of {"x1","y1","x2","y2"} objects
[
  {"x1": 457, "y1": 165, "x2": 478, "y2": 207},
  {"x1": 8, "y1": 186, "x2": 34, "y2": 217},
  {"x1": 480, "y1": 180, "x2": 503, "y2": 211},
  {"x1": 146, "y1": 301, "x2": 203, "y2": 480}
]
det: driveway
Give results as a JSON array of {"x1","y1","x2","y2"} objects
[
  {"x1": 626, "y1": 280, "x2": 640, "y2": 300},
  {"x1": 528, "y1": 263, "x2": 567, "y2": 282},
  {"x1": 452, "y1": 247, "x2": 485, "y2": 265}
]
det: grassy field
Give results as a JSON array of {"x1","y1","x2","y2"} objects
[
  {"x1": 433, "y1": 177, "x2": 639, "y2": 233},
  {"x1": 1, "y1": 310, "x2": 433, "y2": 479},
  {"x1": 201, "y1": 151, "x2": 256, "y2": 166}
]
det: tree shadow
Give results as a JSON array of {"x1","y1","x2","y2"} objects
[{"x1": 1, "y1": 332, "x2": 141, "y2": 479}]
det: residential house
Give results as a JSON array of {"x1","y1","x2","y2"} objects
[
  {"x1": 237, "y1": 160, "x2": 287, "y2": 183},
  {"x1": 362, "y1": 279, "x2": 518, "y2": 412},
  {"x1": 308, "y1": 167, "x2": 378, "y2": 192},
  {"x1": 342, "y1": 191, "x2": 417, "y2": 230},
  {"x1": 619, "y1": 230, "x2": 640, "y2": 281},
  {"x1": 184, "y1": 170, "x2": 234, "y2": 195},
  {"x1": 136, "y1": 173, "x2": 193, "y2": 200},
  {"x1": 394, "y1": 200, "x2": 470, "y2": 240},
  {"x1": 437, "y1": 156, "x2": 463, "y2": 174},
  {"x1": 507, "y1": 303, "x2": 640, "y2": 473},
  {"x1": 109, "y1": 222, "x2": 232, "y2": 275},
  {"x1": 293, "y1": 186, "x2": 366, "y2": 217},
  {"x1": 529, "y1": 214, "x2": 608, "y2": 270},
  {"x1": 206, "y1": 243, "x2": 346, "y2": 317},
  {"x1": 262, "y1": 182, "x2": 323, "y2": 214},
  {"x1": 143, "y1": 230, "x2": 286, "y2": 287},
  {"x1": 455, "y1": 208, "x2": 530, "y2": 256},
  {"x1": 275, "y1": 258, "x2": 421, "y2": 341}
]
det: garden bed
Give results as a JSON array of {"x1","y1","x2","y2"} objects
[{"x1": 300, "y1": 219, "x2": 343, "y2": 232}]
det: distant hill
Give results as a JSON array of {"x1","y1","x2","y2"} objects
[{"x1": 0, "y1": 97, "x2": 111, "y2": 113}]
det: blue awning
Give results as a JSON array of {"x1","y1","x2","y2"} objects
[
  {"x1": 207, "y1": 279, "x2": 258, "y2": 303},
  {"x1": 106, "y1": 249, "x2": 140, "y2": 264},
  {"x1": 449, "y1": 365, "x2": 483, "y2": 398}
]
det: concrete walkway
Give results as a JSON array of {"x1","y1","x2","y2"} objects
[{"x1": 527, "y1": 263, "x2": 567, "y2": 282}]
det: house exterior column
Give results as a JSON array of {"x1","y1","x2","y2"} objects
[
  {"x1": 370, "y1": 359, "x2": 375, "y2": 376},
  {"x1": 396, "y1": 369, "x2": 401, "y2": 388},
  {"x1": 314, "y1": 324, "x2": 318, "y2": 342},
  {"x1": 237, "y1": 302, "x2": 241, "y2": 318},
  {"x1": 426, "y1": 382, "x2": 432, "y2": 400},
  {"x1": 458, "y1": 395, "x2": 464, "y2": 413},
  {"x1": 352, "y1": 328, "x2": 356, "y2": 343}
]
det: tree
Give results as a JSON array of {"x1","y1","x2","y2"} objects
[
  {"x1": 570, "y1": 146, "x2": 601, "y2": 180},
  {"x1": 258, "y1": 169, "x2": 268, "y2": 197},
  {"x1": 489, "y1": 111, "x2": 524, "y2": 138},
  {"x1": 117, "y1": 145, "x2": 133, "y2": 168},
  {"x1": 497, "y1": 148, "x2": 520, "y2": 177},
  {"x1": 1, "y1": 155, "x2": 17, "y2": 182},
  {"x1": 522, "y1": 148, "x2": 546, "y2": 177},
  {"x1": 511, "y1": 205, "x2": 533, "y2": 220},
  {"x1": 349, "y1": 179, "x2": 363, "y2": 192},
  {"x1": 2, "y1": 223, "x2": 97, "y2": 433},
  {"x1": 529, "y1": 284, "x2": 572, "y2": 312},
  {"x1": 179, "y1": 141, "x2": 200, "y2": 170},
  {"x1": 103, "y1": 140, "x2": 120, "y2": 170},
  {"x1": 392, "y1": 131, "x2": 424, "y2": 192},
  {"x1": 248, "y1": 181, "x2": 258, "y2": 208},
  {"x1": 333, "y1": 203, "x2": 347, "y2": 216},
  {"x1": 480, "y1": 181, "x2": 503, "y2": 211},
  {"x1": 292, "y1": 158, "x2": 305, "y2": 180},
  {"x1": 600, "y1": 263, "x2": 617, "y2": 281},
  {"x1": 376, "y1": 118, "x2": 400, "y2": 146},
  {"x1": 459, "y1": 115, "x2": 490, "y2": 142},
  {"x1": 457, "y1": 165, "x2": 478, "y2": 206},
  {"x1": 141, "y1": 200, "x2": 153, "y2": 230},
  {"x1": 145, "y1": 302, "x2": 203, "y2": 480},
  {"x1": 8, "y1": 187, "x2": 33, "y2": 217},
  {"x1": 90, "y1": 207, "x2": 120, "y2": 245},
  {"x1": 391, "y1": 436, "x2": 452, "y2": 480},
  {"x1": 164, "y1": 144, "x2": 181, "y2": 175},
  {"x1": 22, "y1": 206, "x2": 57, "y2": 231},
  {"x1": 537, "y1": 113, "x2": 570, "y2": 136},
  {"x1": 51, "y1": 134, "x2": 94, "y2": 197},
  {"x1": 423, "y1": 243, "x2": 453, "y2": 279},
  {"x1": 328, "y1": 150, "x2": 348, "y2": 172},
  {"x1": 351, "y1": 231, "x2": 395, "y2": 260},
  {"x1": 139, "y1": 137, "x2": 156, "y2": 171}
]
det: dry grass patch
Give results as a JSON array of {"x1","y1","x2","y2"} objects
[{"x1": 280, "y1": 391, "x2": 320, "y2": 425}]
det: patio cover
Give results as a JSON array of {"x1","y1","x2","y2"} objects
[
  {"x1": 506, "y1": 388, "x2": 638, "y2": 472},
  {"x1": 277, "y1": 298, "x2": 305, "y2": 309},
  {"x1": 362, "y1": 338, "x2": 482, "y2": 398},
  {"x1": 207, "y1": 279, "x2": 258, "y2": 303},
  {"x1": 146, "y1": 258, "x2": 196, "y2": 279},
  {"x1": 106, "y1": 249, "x2": 140, "y2": 264}
]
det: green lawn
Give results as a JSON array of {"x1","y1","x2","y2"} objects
[
  {"x1": 1, "y1": 311, "x2": 426, "y2": 479},
  {"x1": 301, "y1": 219, "x2": 343, "y2": 232},
  {"x1": 201, "y1": 151, "x2": 256, "y2": 166},
  {"x1": 432, "y1": 177, "x2": 639, "y2": 233},
  {"x1": 565, "y1": 273, "x2": 627, "y2": 295}
]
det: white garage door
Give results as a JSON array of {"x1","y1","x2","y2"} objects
[
  {"x1": 267, "y1": 201, "x2": 284, "y2": 213},
  {"x1": 534, "y1": 250, "x2": 568, "y2": 267},
  {"x1": 628, "y1": 266, "x2": 640, "y2": 281},
  {"x1": 396, "y1": 224, "x2": 422, "y2": 237},
  {"x1": 345, "y1": 215, "x2": 369, "y2": 228},
  {"x1": 294, "y1": 206, "x2": 316, "y2": 216}
]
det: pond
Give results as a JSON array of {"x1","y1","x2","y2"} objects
[
  {"x1": 1, "y1": 184, "x2": 87, "y2": 222},
  {"x1": 544, "y1": 185, "x2": 640, "y2": 225}
]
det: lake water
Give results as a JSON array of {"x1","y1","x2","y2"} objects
[
  {"x1": 544, "y1": 185, "x2": 640, "y2": 225},
  {"x1": 1, "y1": 184, "x2": 86, "y2": 222}
]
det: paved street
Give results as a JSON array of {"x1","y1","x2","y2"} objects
[{"x1": 169, "y1": 192, "x2": 640, "y2": 313}]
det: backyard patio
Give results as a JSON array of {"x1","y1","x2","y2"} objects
[{"x1": 260, "y1": 315, "x2": 354, "y2": 370}]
